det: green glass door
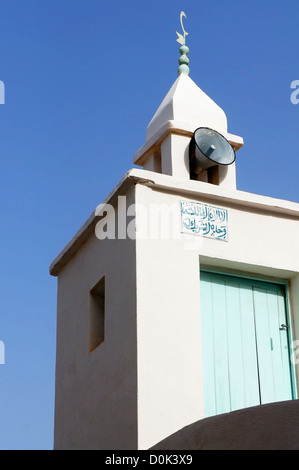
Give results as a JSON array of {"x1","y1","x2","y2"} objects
[{"x1": 200, "y1": 271, "x2": 293, "y2": 418}]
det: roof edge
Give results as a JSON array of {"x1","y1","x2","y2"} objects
[
  {"x1": 49, "y1": 170, "x2": 155, "y2": 276},
  {"x1": 50, "y1": 168, "x2": 299, "y2": 277}
]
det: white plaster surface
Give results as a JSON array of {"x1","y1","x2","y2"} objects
[
  {"x1": 134, "y1": 180, "x2": 299, "y2": 449},
  {"x1": 146, "y1": 74, "x2": 228, "y2": 141},
  {"x1": 51, "y1": 172, "x2": 299, "y2": 450},
  {"x1": 53, "y1": 187, "x2": 138, "y2": 450}
]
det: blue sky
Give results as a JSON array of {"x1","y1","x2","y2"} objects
[{"x1": 0, "y1": 0, "x2": 298, "y2": 450}]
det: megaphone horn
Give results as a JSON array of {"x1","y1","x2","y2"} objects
[{"x1": 189, "y1": 127, "x2": 236, "y2": 175}]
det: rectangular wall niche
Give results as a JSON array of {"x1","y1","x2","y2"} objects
[{"x1": 89, "y1": 277, "x2": 105, "y2": 353}]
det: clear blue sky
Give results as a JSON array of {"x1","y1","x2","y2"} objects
[{"x1": 0, "y1": 0, "x2": 298, "y2": 450}]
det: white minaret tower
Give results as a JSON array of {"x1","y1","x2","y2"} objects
[
  {"x1": 134, "y1": 72, "x2": 243, "y2": 186},
  {"x1": 134, "y1": 11, "x2": 243, "y2": 187},
  {"x1": 50, "y1": 12, "x2": 299, "y2": 450}
]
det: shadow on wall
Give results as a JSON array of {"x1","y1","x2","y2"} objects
[{"x1": 150, "y1": 400, "x2": 299, "y2": 450}]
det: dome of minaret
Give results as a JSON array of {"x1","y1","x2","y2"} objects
[{"x1": 146, "y1": 73, "x2": 228, "y2": 142}]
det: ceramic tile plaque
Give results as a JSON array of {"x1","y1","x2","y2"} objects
[{"x1": 181, "y1": 201, "x2": 228, "y2": 241}]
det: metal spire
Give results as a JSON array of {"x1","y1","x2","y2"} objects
[{"x1": 176, "y1": 11, "x2": 190, "y2": 75}]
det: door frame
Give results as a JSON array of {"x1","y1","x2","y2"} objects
[{"x1": 200, "y1": 265, "x2": 298, "y2": 402}]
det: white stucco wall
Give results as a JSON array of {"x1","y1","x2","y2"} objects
[
  {"x1": 134, "y1": 174, "x2": 299, "y2": 449},
  {"x1": 51, "y1": 169, "x2": 299, "y2": 450},
  {"x1": 53, "y1": 186, "x2": 138, "y2": 450},
  {"x1": 135, "y1": 187, "x2": 204, "y2": 449},
  {"x1": 146, "y1": 74, "x2": 228, "y2": 142}
]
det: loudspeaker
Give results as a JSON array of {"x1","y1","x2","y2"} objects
[{"x1": 189, "y1": 127, "x2": 236, "y2": 175}]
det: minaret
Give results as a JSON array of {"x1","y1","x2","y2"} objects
[
  {"x1": 133, "y1": 11, "x2": 243, "y2": 188},
  {"x1": 50, "y1": 12, "x2": 299, "y2": 451}
]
